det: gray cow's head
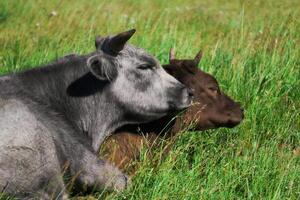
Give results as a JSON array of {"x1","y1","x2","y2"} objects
[{"x1": 87, "y1": 29, "x2": 193, "y2": 122}]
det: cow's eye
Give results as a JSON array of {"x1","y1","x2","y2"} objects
[
  {"x1": 138, "y1": 64, "x2": 154, "y2": 70},
  {"x1": 208, "y1": 86, "x2": 219, "y2": 94}
]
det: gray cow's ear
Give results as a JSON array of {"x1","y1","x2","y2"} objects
[{"x1": 87, "y1": 55, "x2": 117, "y2": 81}]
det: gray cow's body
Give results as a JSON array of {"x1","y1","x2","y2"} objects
[
  {"x1": 0, "y1": 30, "x2": 192, "y2": 199},
  {"x1": 0, "y1": 56, "x2": 130, "y2": 198},
  {"x1": 0, "y1": 98, "x2": 64, "y2": 198}
]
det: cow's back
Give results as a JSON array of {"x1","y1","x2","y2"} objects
[{"x1": 0, "y1": 98, "x2": 62, "y2": 198}]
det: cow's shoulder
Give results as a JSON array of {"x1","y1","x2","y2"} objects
[
  {"x1": 0, "y1": 98, "x2": 62, "y2": 196},
  {"x1": 0, "y1": 98, "x2": 60, "y2": 155},
  {"x1": 0, "y1": 98, "x2": 40, "y2": 135},
  {"x1": 0, "y1": 98, "x2": 28, "y2": 113}
]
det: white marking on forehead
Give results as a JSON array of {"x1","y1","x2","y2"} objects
[{"x1": 116, "y1": 44, "x2": 160, "y2": 68}]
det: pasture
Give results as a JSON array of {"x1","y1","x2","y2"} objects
[{"x1": 0, "y1": 0, "x2": 299, "y2": 199}]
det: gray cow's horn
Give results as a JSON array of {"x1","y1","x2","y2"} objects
[{"x1": 107, "y1": 29, "x2": 136, "y2": 55}]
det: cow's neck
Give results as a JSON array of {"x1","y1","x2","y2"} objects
[{"x1": 17, "y1": 55, "x2": 125, "y2": 152}]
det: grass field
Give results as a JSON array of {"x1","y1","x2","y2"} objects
[{"x1": 0, "y1": 0, "x2": 299, "y2": 199}]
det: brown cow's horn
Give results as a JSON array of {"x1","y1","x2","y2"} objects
[
  {"x1": 194, "y1": 50, "x2": 203, "y2": 65},
  {"x1": 169, "y1": 48, "x2": 176, "y2": 62},
  {"x1": 107, "y1": 29, "x2": 136, "y2": 54}
]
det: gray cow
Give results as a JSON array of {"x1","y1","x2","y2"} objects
[{"x1": 0, "y1": 29, "x2": 193, "y2": 199}]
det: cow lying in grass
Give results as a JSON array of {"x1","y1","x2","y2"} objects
[
  {"x1": 0, "y1": 30, "x2": 193, "y2": 199},
  {"x1": 101, "y1": 49, "x2": 244, "y2": 172}
]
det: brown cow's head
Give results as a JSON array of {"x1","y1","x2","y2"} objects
[{"x1": 164, "y1": 49, "x2": 244, "y2": 130}]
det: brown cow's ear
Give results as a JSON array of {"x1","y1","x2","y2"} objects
[
  {"x1": 87, "y1": 55, "x2": 117, "y2": 81},
  {"x1": 105, "y1": 29, "x2": 136, "y2": 55},
  {"x1": 194, "y1": 50, "x2": 203, "y2": 66},
  {"x1": 164, "y1": 64, "x2": 176, "y2": 76}
]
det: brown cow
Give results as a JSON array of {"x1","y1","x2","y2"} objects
[{"x1": 100, "y1": 49, "x2": 244, "y2": 173}]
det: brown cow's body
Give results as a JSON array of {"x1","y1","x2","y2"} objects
[{"x1": 100, "y1": 49, "x2": 244, "y2": 173}]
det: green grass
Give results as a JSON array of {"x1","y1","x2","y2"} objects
[{"x1": 1, "y1": 0, "x2": 299, "y2": 199}]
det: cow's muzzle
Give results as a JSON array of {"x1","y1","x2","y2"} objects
[{"x1": 168, "y1": 86, "x2": 194, "y2": 111}]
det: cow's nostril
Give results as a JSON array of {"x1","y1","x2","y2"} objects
[{"x1": 187, "y1": 88, "x2": 194, "y2": 98}]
